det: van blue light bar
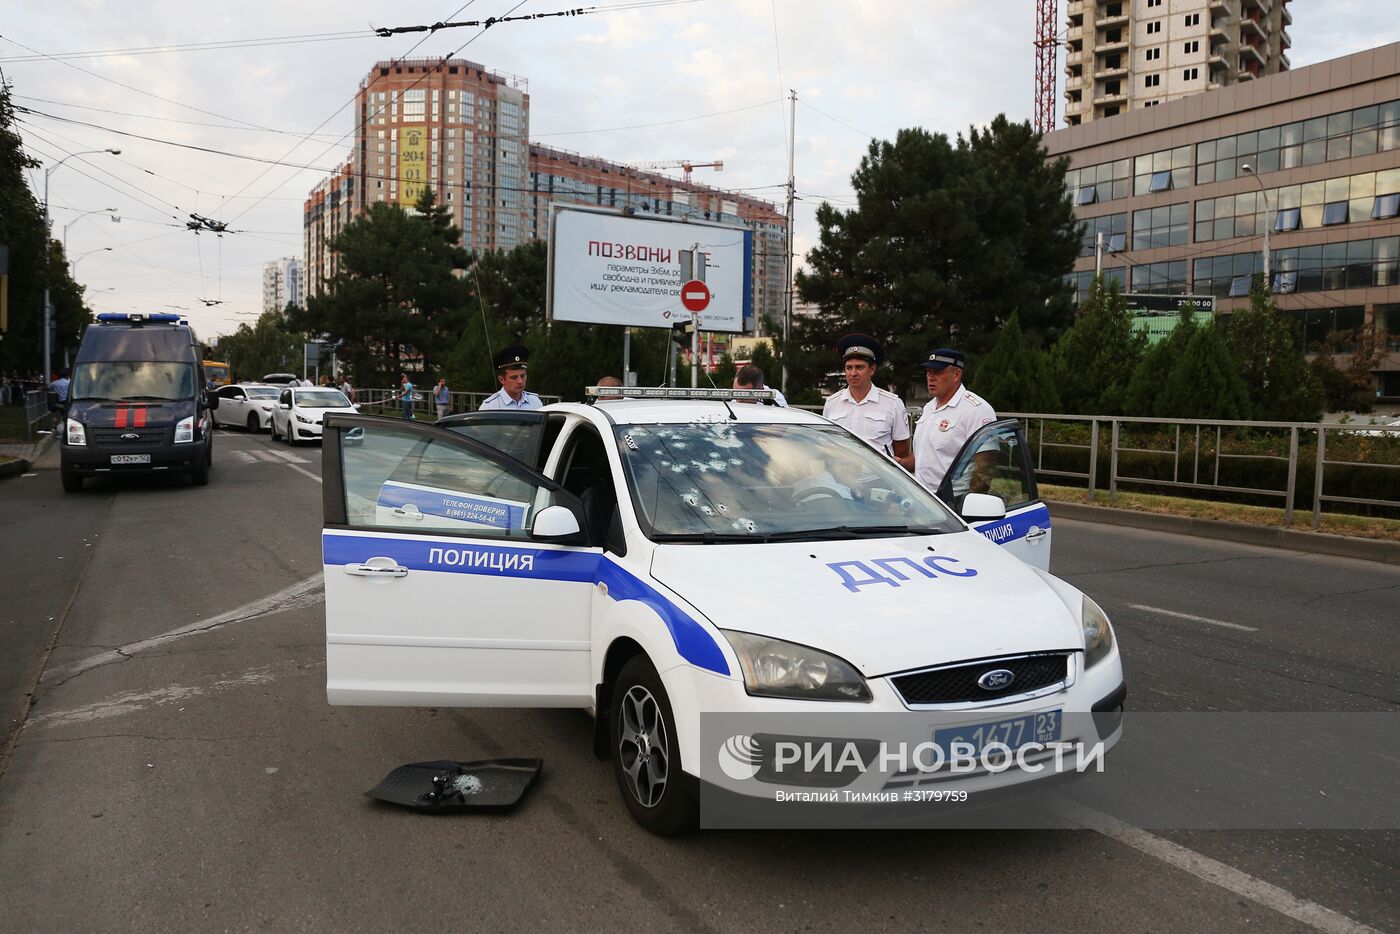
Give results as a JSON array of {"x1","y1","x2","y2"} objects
[{"x1": 96, "y1": 312, "x2": 182, "y2": 324}]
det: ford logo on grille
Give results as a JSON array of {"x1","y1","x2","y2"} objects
[
  {"x1": 977, "y1": 669, "x2": 1015, "y2": 691},
  {"x1": 120, "y1": 432, "x2": 140, "y2": 440}
]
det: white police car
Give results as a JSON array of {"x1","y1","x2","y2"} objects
[{"x1": 320, "y1": 388, "x2": 1123, "y2": 833}]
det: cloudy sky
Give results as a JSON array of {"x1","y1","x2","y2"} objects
[{"x1": 4, "y1": 0, "x2": 1394, "y2": 337}]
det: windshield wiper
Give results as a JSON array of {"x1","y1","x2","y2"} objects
[
  {"x1": 120, "y1": 395, "x2": 177, "y2": 402},
  {"x1": 72, "y1": 395, "x2": 120, "y2": 402},
  {"x1": 761, "y1": 525, "x2": 946, "y2": 542},
  {"x1": 650, "y1": 531, "x2": 763, "y2": 544}
]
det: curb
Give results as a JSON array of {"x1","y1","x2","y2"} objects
[
  {"x1": 1047, "y1": 500, "x2": 1400, "y2": 567},
  {"x1": 0, "y1": 457, "x2": 32, "y2": 481}
]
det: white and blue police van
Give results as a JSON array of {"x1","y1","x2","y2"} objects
[{"x1": 319, "y1": 388, "x2": 1124, "y2": 833}]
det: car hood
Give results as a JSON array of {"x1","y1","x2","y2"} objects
[
  {"x1": 296, "y1": 405, "x2": 356, "y2": 422},
  {"x1": 68, "y1": 399, "x2": 194, "y2": 427},
  {"x1": 649, "y1": 532, "x2": 1082, "y2": 677}
]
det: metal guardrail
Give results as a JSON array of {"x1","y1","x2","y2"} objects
[
  {"x1": 357, "y1": 388, "x2": 563, "y2": 416},
  {"x1": 25, "y1": 390, "x2": 52, "y2": 441},
  {"x1": 801, "y1": 403, "x2": 1400, "y2": 529},
  {"x1": 1002, "y1": 412, "x2": 1400, "y2": 529}
]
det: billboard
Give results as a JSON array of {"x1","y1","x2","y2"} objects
[
  {"x1": 398, "y1": 125, "x2": 427, "y2": 205},
  {"x1": 548, "y1": 206, "x2": 752, "y2": 332}
]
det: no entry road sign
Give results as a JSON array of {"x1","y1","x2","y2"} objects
[{"x1": 680, "y1": 279, "x2": 711, "y2": 313}]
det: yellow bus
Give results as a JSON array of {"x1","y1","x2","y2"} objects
[{"x1": 203, "y1": 359, "x2": 232, "y2": 388}]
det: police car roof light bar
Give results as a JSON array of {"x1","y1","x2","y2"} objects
[{"x1": 585, "y1": 386, "x2": 777, "y2": 402}]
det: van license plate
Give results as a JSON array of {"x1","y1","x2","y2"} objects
[{"x1": 110, "y1": 454, "x2": 151, "y2": 465}]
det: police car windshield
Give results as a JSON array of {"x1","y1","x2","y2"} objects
[
  {"x1": 294, "y1": 389, "x2": 351, "y2": 408},
  {"x1": 71, "y1": 362, "x2": 196, "y2": 402},
  {"x1": 615, "y1": 422, "x2": 961, "y2": 541}
]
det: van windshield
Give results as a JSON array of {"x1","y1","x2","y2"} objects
[{"x1": 71, "y1": 362, "x2": 197, "y2": 402}]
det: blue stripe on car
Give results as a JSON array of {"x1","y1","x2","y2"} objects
[
  {"x1": 322, "y1": 532, "x2": 730, "y2": 675},
  {"x1": 971, "y1": 503, "x2": 1051, "y2": 545}
]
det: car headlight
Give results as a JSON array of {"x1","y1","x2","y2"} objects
[
  {"x1": 720, "y1": 630, "x2": 872, "y2": 702},
  {"x1": 174, "y1": 415, "x2": 194, "y2": 443},
  {"x1": 295, "y1": 413, "x2": 314, "y2": 424},
  {"x1": 66, "y1": 418, "x2": 86, "y2": 446},
  {"x1": 1082, "y1": 595, "x2": 1115, "y2": 668}
]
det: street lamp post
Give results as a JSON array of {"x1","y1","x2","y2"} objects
[
  {"x1": 1240, "y1": 163, "x2": 1272, "y2": 287},
  {"x1": 43, "y1": 149, "x2": 120, "y2": 382},
  {"x1": 71, "y1": 247, "x2": 114, "y2": 278},
  {"x1": 62, "y1": 208, "x2": 120, "y2": 255}
]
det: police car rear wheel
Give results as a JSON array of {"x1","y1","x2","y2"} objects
[{"x1": 610, "y1": 655, "x2": 697, "y2": 835}]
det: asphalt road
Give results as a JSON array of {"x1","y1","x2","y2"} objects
[{"x1": 0, "y1": 426, "x2": 1395, "y2": 932}]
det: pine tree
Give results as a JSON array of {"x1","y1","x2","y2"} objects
[
  {"x1": 793, "y1": 117, "x2": 1079, "y2": 397},
  {"x1": 1051, "y1": 276, "x2": 1146, "y2": 414},
  {"x1": 1123, "y1": 313, "x2": 1200, "y2": 416},
  {"x1": 1155, "y1": 322, "x2": 1252, "y2": 419},
  {"x1": 972, "y1": 311, "x2": 1061, "y2": 413},
  {"x1": 1223, "y1": 277, "x2": 1324, "y2": 421}
]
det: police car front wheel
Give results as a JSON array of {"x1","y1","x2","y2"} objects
[{"x1": 610, "y1": 655, "x2": 698, "y2": 836}]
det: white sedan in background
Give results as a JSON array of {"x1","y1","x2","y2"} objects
[
  {"x1": 270, "y1": 387, "x2": 358, "y2": 444},
  {"x1": 212, "y1": 383, "x2": 282, "y2": 432}
]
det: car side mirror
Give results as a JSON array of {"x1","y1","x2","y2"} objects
[
  {"x1": 47, "y1": 391, "x2": 63, "y2": 413},
  {"x1": 207, "y1": 394, "x2": 220, "y2": 410},
  {"x1": 960, "y1": 492, "x2": 1006, "y2": 522},
  {"x1": 280, "y1": 403, "x2": 291, "y2": 410},
  {"x1": 532, "y1": 504, "x2": 587, "y2": 545}
]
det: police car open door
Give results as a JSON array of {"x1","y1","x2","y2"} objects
[
  {"x1": 320, "y1": 414, "x2": 597, "y2": 708},
  {"x1": 936, "y1": 418, "x2": 1051, "y2": 570}
]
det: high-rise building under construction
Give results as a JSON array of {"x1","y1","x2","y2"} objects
[{"x1": 1063, "y1": 0, "x2": 1292, "y2": 126}]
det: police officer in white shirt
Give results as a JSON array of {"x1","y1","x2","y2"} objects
[
  {"x1": 479, "y1": 345, "x2": 543, "y2": 410},
  {"x1": 822, "y1": 334, "x2": 912, "y2": 469},
  {"x1": 912, "y1": 348, "x2": 996, "y2": 492}
]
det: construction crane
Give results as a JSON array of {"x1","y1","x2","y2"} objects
[
  {"x1": 1033, "y1": 0, "x2": 1059, "y2": 134},
  {"x1": 630, "y1": 159, "x2": 723, "y2": 184}
]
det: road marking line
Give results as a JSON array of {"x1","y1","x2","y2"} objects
[
  {"x1": 1126, "y1": 603, "x2": 1258, "y2": 632},
  {"x1": 268, "y1": 448, "x2": 311, "y2": 464},
  {"x1": 42, "y1": 573, "x2": 324, "y2": 684},
  {"x1": 225, "y1": 450, "x2": 255, "y2": 465},
  {"x1": 284, "y1": 462, "x2": 322, "y2": 484},
  {"x1": 30, "y1": 667, "x2": 279, "y2": 729},
  {"x1": 1057, "y1": 802, "x2": 1381, "y2": 934}
]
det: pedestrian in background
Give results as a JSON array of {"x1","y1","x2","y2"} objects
[
  {"x1": 733, "y1": 364, "x2": 788, "y2": 407},
  {"x1": 434, "y1": 378, "x2": 452, "y2": 420},
  {"x1": 49, "y1": 368, "x2": 70, "y2": 404},
  {"x1": 397, "y1": 373, "x2": 416, "y2": 420},
  {"x1": 338, "y1": 373, "x2": 355, "y2": 403}
]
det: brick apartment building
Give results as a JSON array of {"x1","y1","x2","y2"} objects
[{"x1": 304, "y1": 58, "x2": 788, "y2": 332}]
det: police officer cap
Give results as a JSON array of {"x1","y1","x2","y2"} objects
[
  {"x1": 921, "y1": 348, "x2": 965, "y2": 371},
  {"x1": 493, "y1": 345, "x2": 530, "y2": 370},
  {"x1": 837, "y1": 333, "x2": 885, "y2": 366}
]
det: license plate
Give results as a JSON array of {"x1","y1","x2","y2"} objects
[
  {"x1": 934, "y1": 710, "x2": 1062, "y2": 757},
  {"x1": 110, "y1": 454, "x2": 151, "y2": 465}
]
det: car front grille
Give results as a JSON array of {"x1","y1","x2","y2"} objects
[
  {"x1": 88, "y1": 426, "x2": 170, "y2": 450},
  {"x1": 891, "y1": 653, "x2": 1072, "y2": 706}
]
